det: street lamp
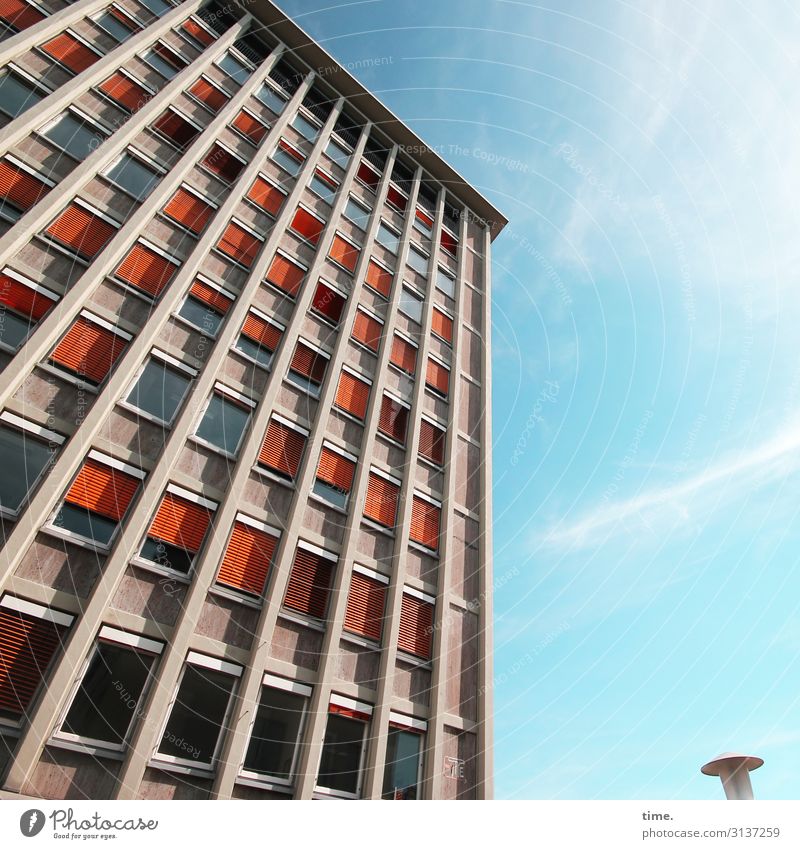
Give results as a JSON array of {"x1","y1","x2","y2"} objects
[{"x1": 701, "y1": 752, "x2": 764, "y2": 800}]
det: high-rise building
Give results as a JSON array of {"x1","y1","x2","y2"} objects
[{"x1": 0, "y1": 0, "x2": 506, "y2": 800}]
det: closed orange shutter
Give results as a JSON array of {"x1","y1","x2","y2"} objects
[
  {"x1": 65, "y1": 458, "x2": 140, "y2": 521},
  {"x1": 291, "y1": 207, "x2": 324, "y2": 245},
  {"x1": 189, "y1": 77, "x2": 228, "y2": 112},
  {"x1": 153, "y1": 110, "x2": 200, "y2": 149},
  {"x1": 163, "y1": 186, "x2": 214, "y2": 234},
  {"x1": 247, "y1": 177, "x2": 284, "y2": 216},
  {"x1": 328, "y1": 234, "x2": 359, "y2": 272},
  {"x1": 232, "y1": 111, "x2": 268, "y2": 146},
  {"x1": 398, "y1": 593, "x2": 434, "y2": 658},
  {"x1": 410, "y1": 496, "x2": 440, "y2": 551},
  {"x1": 0, "y1": 158, "x2": 49, "y2": 212},
  {"x1": 334, "y1": 370, "x2": 369, "y2": 420},
  {"x1": 0, "y1": 272, "x2": 54, "y2": 321},
  {"x1": 386, "y1": 185, "x2": 407, "y2": 212},
  {"x1": 242, "y1": 311, "x2": 282, "y2": 351},
  {"x1": 46, "y1": 203, "x2": 116, "y2": 259},
  {"x1": 351, "y1": 310, "x2": 382, "y2": 352},
  {"x1": 311, "y1": 280, "x2": 345, "y2": 324},
  {"x1": 419, "y1": 420, "x2": 445, "y2": 466},
  {"x1": 265, "y1": 253, "x2": 304, "y2": 296},
  {"x1": 390, "y1": 335, "x2": 417, "y2": 375},
  {"x1": 364, "y1": 472, "x2": 399, "y2": 528},
  {"x1": 377, "y1": 394, "x2": 407, "y2": 444},
  {"x1": 203, "y1": 144, "x2": 244, "y2": 183},
  {"x1": 189, "y1": 279, "x2": 230, "y2": 314},
  {"x1": 431, "y1": 308, "x2": 453, "y2": 343},
  {"x1": 344, "y1": 572, "x2": 385, "y2": 641},
  {"x1": 283, "y1": 546, "x2": 334, "y2": 619},
  {"x1": 440, "y1": 228, "x2": 458, "y2": 255},
  {"x1": 115, "y1": 242, "x2": 179, "y2": 298},
  {"x1": 365, "y1": 259, "x2": 392, "y2": 297},
  {"x1": 217, "y1": 520, "x2": 277, "y2": 596},
  {"x1": 181, "y1": 16, "x2": 215, "y2": 46},
  {"x1": 41, "y1": 32, "x2": 99, "y2": 74},
  {"x1": 217, "y1": 222, "x2": 260, "y2": 267},
  {"x1": 148, "y1": 492, "x2": 212, "y2": 553},
  {"x1": 0, "y1": 0, "x2": 44, "y2": 30},
  {"x1": 99, "y1": 71, "x2": 151, "y2": 112},
  {"x1": 357, "y1": 161, "x2": 379, "y2": 189},
  {"x1": 290, "y1": 341, "x2": 327, "y2": 385},
  {"x1": 50, "y1": 316, "x2": 127, "y2": 384},
  {"x1": 0, "y1": 606, "x2": 68, "y2": 716},
  {"x1": 258, "y1": 418, "x2": 305, "y2": 478},
  {"x1": 426, "y1": 358, "x2": 450, "y2": 397},
  {"x1": 316, "y1": 446, "x2": 355, "y2": 492}
]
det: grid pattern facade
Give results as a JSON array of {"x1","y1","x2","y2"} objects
[{"x1": 0, "y1": 0, "x2": 502, "y2": 800}]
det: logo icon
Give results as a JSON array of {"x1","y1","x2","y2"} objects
[{"x1": 20, "y1": 810, "x2": 45, "y2": 837}]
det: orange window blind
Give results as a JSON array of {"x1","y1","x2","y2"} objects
[
  {"x1": 0, "y1": 606, "x2": 68, "y2": 717},
  {"x1": 311, "y1": 280, "x2": 345, "y2": 324},
  {"x1": 398, "y1": 593, "x2": 434, "y2": 659},
  {"x1": 410, "y1": 496, "x2": 440, "y2": 551},
  {"x1": 419, "y1": 420, "x2": 445, "y2": 466},
  {"x1": 357, "y1": 161, "x2": 379, "y2": 189},
  {"x1": 258, "y1": 418, "x2": 305, "y2": 479},
  {"x1": 278, "y1": 139, "x2": 303, "y2": 164},
  {"x1": 50, "y1": 316, "x2": 127, "y2": 384},
  {"x1": 365, "y1": 258, "x2": 392, "y2": 297},
  {"x1": 334, "y1": 370, "x2": 370, "y2": 420},
  {"x1": 163, "y1": 186, "x2": 214, "y2": 234},
  {"x1": 364, "y1": 472, "x2": 399, "y2": 528},
  {"x1": 153, "y1": 110, "x2": 200, "y2": 149},
  {"x1": 290, "y1": 207, "x2": 324, "y2": 245},
  {"x1": 426, "y1": 358, "x2": 450, "y2": 397},
  {"x1": 202, "y1": 144, "x2": 244, "y2": 183},
  {"x1": 148, "y1": 492, "x2": 212, "y2": 553},
  {"x1": 189, "y1": 77, "x2": 228, "y2": 112},
  {"x1": 0, "y1": 0, "x2": 44, "y2": 30},
  {"x1": 45, "y1": 203, "x2": 116, "y2": 259},
  {"x1": 377, "y1": 394, "x2": 408, "y2": 445},
  {"x1": 41, "y1": 32, "x2": 99, "y2": 74},
  {"x1": 0, "y1": 272, "x2": 54, "y2": 321},
  {"x1": 390, "y1": 334, "x2": 417, "y2": 375},
  {"x1": 232, "y1": 110, "x2": 268, "y2": 146},
  {"x1": 315, "y1": 446, "x2": 355, "y2": 493},
  {"x1": 344, "y1": 572, "x2": 385, "y2": 642},
  {"x1": 242, "y1": 311, "x2": 282, "y2": 351},
  {"x1": 0, "y1": 157, "x2": 49, "y2": 212},
  {"x1": 181, "y1": 16, "x2": 215, "y2": 46},
  {"x1": 351, "y1": 310, "x2": 382, "y2": 352},
  {"x1": 290, "y1": 341, "x2": 327, "y2": 385},
  {"x1": 115, "y1": 242, "x2": 179, "y2": 298},
  {"x1": 431, "y1": 308, "x2": 453, "y2": 344},
  {"x1": 99, "y1": 71, "x2": 151, "y2": 113},
  {"x1": 386, "y1": 185, "x2": 407, "y2": 212},
  {"x1": 329, "y1": 702, "x2": 371, "y2": 722},
  {"x1": 283, "y1": 546, "x2": 334, "y2": 619},
  {"x1": 247, "y1": 176, "x2": 284, "y2": 215},
  {"x1": 440, "y1": 228, "x2": 458, "y2": 255},
  {"x1": 328, "y1": 234, "x2": 359, "y2": 272},
  {"x1": 216, "y1": 520, "x2": 277, "y2": 597},
  {"x1": 415, "y1": 208, "x2": 433, "y2": 230},
  {"x1": 189, "y1": 279, "x2": 230, "y2": 314},
  {"x1": 65, "y1": 458, "x2": 140, "y2": 521},
  {"x1": 265, "y1": 253, "x2": 304, "y2": 297},
  {"x1": 216, "y1": 222, "x2": 260, "y2": 267}
]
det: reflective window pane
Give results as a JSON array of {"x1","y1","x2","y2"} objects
[
  {"x1": 256, "y1": 83, "x2": 287, "y2": 115},
  {"x1": 382, "y1": 728, "x2": 422, "y2": 799},
  {"x1": 195, "y1": 394, "x2": 250, "y2": 455},
  {"x1": 218, "y1": 52, "x2": 251, "y2": 86},
  {"x1": 177, "y1": 296, "x2": 223, "y2": 336},
  {"x1": 317, "y1": 713, "x2": 365, "y2": 795},
  {"x1": 43, "y1": 112, "x2": 105, "y2": 161},
  {"x1": 104, "y1": 153, "x2": 160, "y2": 200},
  {"x1": 243, "y1": 686, "x2": 306, "y2": 779},
  {"x1": 0, "y1": 425, "x2": 52, "y2": 513},
  {"x1": 0, "y1": 72, "x2": 44, "y2": 118},
  {"x1": 125, "y1": 359, "x2": 191, "y2": 424}
]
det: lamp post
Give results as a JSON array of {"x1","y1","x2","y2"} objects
[{"x1": 701, "y1": 753, "x2": 764, "y2": 800}]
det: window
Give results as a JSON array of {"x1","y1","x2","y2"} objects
[
  {"x1": 0, "y1": 270, "x2": 57, "y2": 351},
  {"x1": 398, "y1": 286, "x2": 423, "y2": 324},
  {"x1": 236, "y1": 309, "x2": 283, "y2": 368},
  {"x1": 426, "y1": 356, "x2": 450, "y2": 398},
  {"x1": 152, "y1": 109, "x2": 201, "y2": 150},
  {"x1": 316, "y1": 699, "x2": 370, "y2": 796},
  {"x1": 256, "y1": 81, "x2": 288, "y2": 115},
  {"x1": 242, "y1": 678, "x2": 310, "y2": 782},
  {"x1": 364, "y1": 469, "x2": 400, "y2": 529},
  {"x1": 189, "y1": 76, "x2": 229, "y2": 113},
  {"x1": 325, "y1": 138, "x2": 351, "y2": 169},
  {"x1": 365, "y1": 258, "x2": 393, "y2": 298},
  {"x1": 419, "y1": 419, "x2": 446, "y2": 466},
  {"x1": 410, "y1": 494, "x2": 440, "y2": 551},
  {"x1": 376, "y1": 222, "x2": 399, "y2": 254},
  {"x1": 94, "y1": 9, "x2": 136, "y2": 42},
  {"x1": 344, "y1": 566, "x2": 387, "y2": 642},
  {"x1": 45, "y1": 201, "x2": 117, "y2": 260},
  {"x1": 389, "y1": 333, "x2": 417, "y2": 376},
  {"x1": 386, "y1": 184, "x2": 408, "y2": 213},
  {"x1": 309, "y1": 168, "x2": 337, "y2": 204},
  {"x1": 0, "y1": 414, "x2": 61, "y2": 515},
  {"x1": 114, "y1": 241, "x2": 180, "y2": 299},
  {"x1": 49, "y1": 312, "x2": 129, "y2": 385},
  {"x1": 257, "y1": 416, "x2": 306, "y2": 480},
  {"x1": 141, "y1": 43, "x2": 186, "y2": 79},
  {"x1": 291, "y1": 109, "x2": 320, "y2": 141},
  {"x1": 42, "y1": 111, "x2": 107, "y2": 161},
  {"x1": 57, "y1": 628, "x2": 162, "y2": 748},
  {"x1": 232, "y1": 110, "x2": 268, "y2": 146},
  {"x1": 98, "y1": 71, "x2": 152, "y2": 113},
  {"x1": 202, "y1": 143, "x2": 246, "y2": 183},
  {"x1": 356, "y1": 160, "x2": 380, "y2": 191},
  {"x1": 432, "y1": 307, "x2": 454, "y2": 344},
  {"x1": 156, "y1": 653, "x2": 241, "y2": 768},
  {"x1": 378, "y1": 394, "x2": 408, "y2": 445},
  {"x1": 0, "y1": 70, "x2": 46, "y2": 117},
  {"x1": 0, "y1": 595, "x2": 73, "y2": 723},
  {"x1": 138, "y1": 0, "x2": 173, "y2": 15},
  {"x1": 343, "y1": 197, "x2": 371, "y2": 231},
  {"x1": 41, "y1": 31, "x2": 102, "y2": 75},
  {"x1": 177, "y1": 278, "x2": 231, "y2": 336},
  {"x1": 350, "y1": 308, "x2": 382, "y2": 353},
  {"x1": 290, "y1": 206, "x2": 325, "y2": 245},
  {"x1": 265, "y1": 252, "x2": 305, "y2": 297},
  {"x1": 382, "y1": 721, "x2": 424, "y2": 799},
  {"x1": 52, "y1": 452, "x2": 142, "y2": 547},
  {"x1": 414, "y1": 207, "x2": 433, "y2": 236},
  {"x1": 140, "y1": 486, "x2": 216, "y2": 574},
  {"x1": 271, "y1": 139, "x2": 304, "y2": 176},
  {"x1": 287, "y1": 340, "x2": 328, "y2": 396},
  {"x1": 283, "y1": 542, "x2": 336, "y2": 619},
  {"x1": 163, "y1": 186, "x2": 215, "y2": 235},
  {"x1": 436, "y1": 266, "x2": 455, "y2": 298},
  {"x1": 103, "y1": 152, "x2": 161, "y2": 201},
  {"x1": 440, "y1": 227, "x2": 458, "y2": 256},
  {"x1": 328, "y1": 233, "x2": 360, "y2": 273},
  {"x1": 124, "y1": 355, "x2": 193, "y2": 424},
  {"x1": 247, "y1": 175, "x2": 285, "y2": 216},
  {"x1": 216, "y1": 51, "x2": 251, "y2": 86},
  {"x1": 180, "y1": 15, "x2": 215, "y2": 48},
  {"x1": 216, "y1": 515, "x2": 279, "y2": 597},
  {"x1": 334, "y1": 368, "x2": 370, "y2": 420},
  {"x1": 310, "y1": 280, "x2": 345, "y2": 325},
  {"x1": 312, "y1": 444, "x2": 356, "y2": 510},
  {"x1": 398, "y1": 588, "x2": 434, "y2": 659},
  {"x1": 0, "y1": 157, "x2": 51, "y2": 221},
  {"x1": 216, "y1": 220, "x2": 261, "y2": 267},
  {"x1": 1, "y1": 0, "x2": 44, "y2": 32},
  {"x1": 408, "y1": 245, "x2": 429, "y2": 277},
  {"x1": 194, "y1": 386, "x2": 253, "y2": 456}
]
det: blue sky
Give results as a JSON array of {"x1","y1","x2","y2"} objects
[{"x1": 275, "y1": 0, "x2": 800, "y2": 799}]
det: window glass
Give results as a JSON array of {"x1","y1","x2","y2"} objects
[
  {"x1": 256, "y1": 82, "x2": 287, "y2": 115},
  {"x1": 104, "y1": 153, "x2": 160, "y2": 200},
  {"x1": 94, "y1": 11, "x2": 134, "y2": 42},
  {"x1": 376, "y1": 222, "x2": 399, "y2": 254},
  {"x1": 43, "y1": 111, "x2": 105, "y2": 161},
  {"x1": 138, "y1": 0, "x2": 172, "y2": 16},
  {"x1": 408, "y1": 246, "x2": 429, "y2": 276},
  {"x1": 0, "y1": 71, "x2": 45, "y2": 118},
  {"x1": 344, "y1": 197, "x2": 370, "y2": 230},
  {"x1": 177, "y1": 296, "x2": 223, "y2": 336},
  {"x1": 140, "y1": 536, "x2": 194, "y2": 573},
  {"x1": 235, "y1": 334, "x2": 273, "y2": 368},
  {"x1": 0, "y1": 310, "x2": 34, "y2": 349},
  {"x1": 317, "y1": 713, "x2": 365, "y2": 795},
  {"x1": 52, "y1": 502, "x2": 118, "y2": 546},
  {"x1": 0, "y1": 425, "x2": 52, "y2": 513},
  {"x1": 272, "y1": 145, "x2": 303, "y2": 176},
  {"x1": 325, "y1": 138, "x2": 350, "y2": 169},
  {"x1": 217, "y1": 52, "x2": 250, "y2": 86},
  {"x1": 243, "y1": 686, "x2": 306, "y2": 780},
  {"x1": 436, "y1": 267, "x2": 455, "y2": 298},
  {"x1": 125, "y1": 359, "x2": 191, "y2": 424},
  {"x1": 195, "y1": 394, "x2": 250, "y2": 455},
  {"x1": 398, "y1": 287, "x2": 423, "y2": 324},
  {"x1": 309, "y1": 174, "x2": 336, "y2": 204},
  {"x1": 382, "y1": 728, "x2": 422, "y2": 799},
  {"x1": 141, "y1": 47, "x2": 180, "y2": 79},
  {"x1": 312, "y1": 479, "x2": 348, "y2": 510},
  {"x1": 291, "y1": 111, "x2": 319, "y2": 141}
]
